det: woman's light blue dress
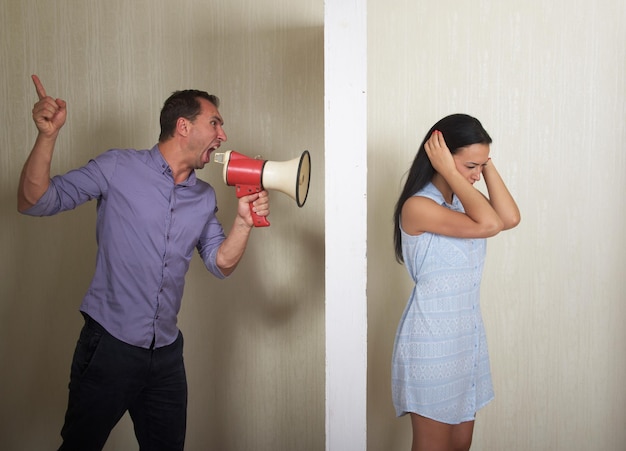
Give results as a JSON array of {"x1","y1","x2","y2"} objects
[{"x1": 391, "y1": 182, "x2": 494, "y2": 424}]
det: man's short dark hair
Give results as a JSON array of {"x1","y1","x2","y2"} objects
[{"x1": 159, "y1": 90, "x2": 220, "y2": 142}]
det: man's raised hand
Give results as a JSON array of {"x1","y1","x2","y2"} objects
[{"x1": 31, "y1": 74, "x2": 67, "y2": 136}]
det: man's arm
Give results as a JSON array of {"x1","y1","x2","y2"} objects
[
  {"x1": 216, "y1": 191, "x2": 269, "y2": 276},
  {"x1": 17, "y1": 75, "x2": 67, "y2": 212}
]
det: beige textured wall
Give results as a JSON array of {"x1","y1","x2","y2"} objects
[
  {"x1": 0, "y1": 1, "x2": 324, "y2": 450},
  {"x1": 368, "y1": 0, "x2": 626, "y2": 450},
  {"x1": 4, "y1": 0, "x2": 626, "y2": 450}
]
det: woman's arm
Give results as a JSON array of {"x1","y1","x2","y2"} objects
[
  {"x1": 482, "y1": 160, "x2": 521, "y2": 230},
  {"x1": 401, "y1": 195, "x2": 503, "y2": 239}
]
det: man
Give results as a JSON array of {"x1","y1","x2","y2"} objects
[{"x1": 18, "y1": 75, "x2": 270, "y2": 450}]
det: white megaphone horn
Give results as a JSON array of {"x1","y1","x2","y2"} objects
[{"x1": 213, "y1": 150, "x2": 311, "y2": 227}]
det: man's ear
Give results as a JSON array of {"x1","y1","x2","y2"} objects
[{"x1": 176, "y1": 117, "x2": 190, "y2": 137}]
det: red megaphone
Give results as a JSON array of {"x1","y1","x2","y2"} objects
[{"x1": 214, "y1": 150, "x2": 311, "y2": 227}]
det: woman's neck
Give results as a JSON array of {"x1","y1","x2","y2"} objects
[{"x1": 431, "y1": 173, "x2": 454, "y2": 204}]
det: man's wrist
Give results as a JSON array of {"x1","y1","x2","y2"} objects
[{"x1": 235, "y1": 216, "x2": 253, "y2": 230}]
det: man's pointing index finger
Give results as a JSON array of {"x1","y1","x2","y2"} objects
[{"x1": 31, "y1": 74, "x2": 47, "y2": 100}]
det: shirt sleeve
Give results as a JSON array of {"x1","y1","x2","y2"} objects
[
  {"x1": 21, "y1": 151, "x2": 116, "y2": 217},
  {"x1": 196, "y1": 202, "x2": 228, "y2": 279}
]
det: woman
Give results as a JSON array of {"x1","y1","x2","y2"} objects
[{"x1": 391, "y1": 114, "x2": 520, "y2": 451}]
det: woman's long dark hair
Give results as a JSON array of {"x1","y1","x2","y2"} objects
[{"x1": 393, "y1": 114, "x2": 492, "y2": 263}]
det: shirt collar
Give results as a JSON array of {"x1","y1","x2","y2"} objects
[
  {"x1": 149, "y1": 144, "x2": 197, "y2": 186},
  {"x1": 424, "y1": 181, "x2": 460, "y2": 209}
]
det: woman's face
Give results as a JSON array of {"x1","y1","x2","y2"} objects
[{"x1": 453, "y1": 143, "x2": 490, "y2": 184}]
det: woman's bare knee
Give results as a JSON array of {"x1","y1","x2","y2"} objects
[
  {"x1": 409, "y1": 414, "x2": 475, "y2": 451},
  {"x1": 450, "y1": 420, "x2": 475, "y2": 451},
  {"x1": 409, "y1": 414, "x2": 451, "y2": 451}
]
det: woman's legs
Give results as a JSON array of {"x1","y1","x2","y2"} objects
[{"x1": 409, "y1": 413, "x2": 475, "y2": 451}]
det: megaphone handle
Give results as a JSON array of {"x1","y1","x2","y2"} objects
[
  {"x1": 235, "y1": 184, "x2": 270, "y2": 227},
  {"x1": 249, "y1": 204, "x2": 270, "y2": 227}
]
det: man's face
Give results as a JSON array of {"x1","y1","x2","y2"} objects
[{"x1": 187, "y1": 98, "x2": 227, "y2": 169}]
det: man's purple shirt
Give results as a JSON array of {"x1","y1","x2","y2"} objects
[{"x1": 24, "y1": 145, "x2": 226, "y2": 348}]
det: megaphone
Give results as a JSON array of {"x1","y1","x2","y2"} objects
[{"x1": 213, "y1": 150, "x2": 311, "y2": 227}]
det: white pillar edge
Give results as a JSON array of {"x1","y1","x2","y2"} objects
[{"x1": 324, "y1": 0, "x2": 368, "y2": 450}]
